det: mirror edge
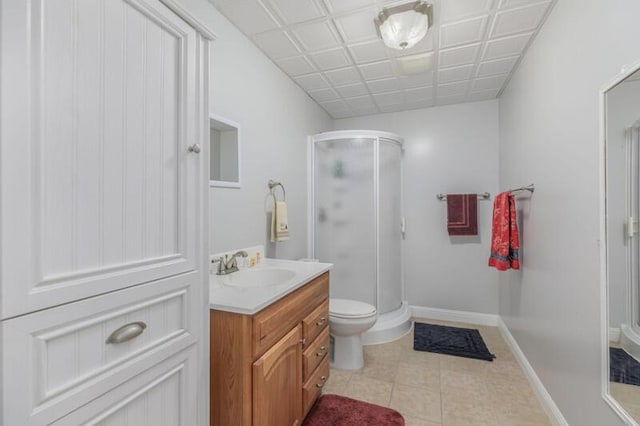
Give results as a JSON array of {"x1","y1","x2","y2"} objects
[
  {"x1": 600, "y1": 59, "x2": 640, "y2": 426},
  {"x1": 209, "y1": 113, "x2": 241, "y2": 189}
]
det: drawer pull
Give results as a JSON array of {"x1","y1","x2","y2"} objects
[
  {"x1": 316, "y1": 346, "x2": 327, "y2": 357},
  {"x1": 316, "y1": 317, "x2": 327, "y2": 327},
  {"x1": 106, "y1": 321, "x2": 147, "y2": 344},
  {"x1": 315, "y1": 376, "x2": 328, "y2": 388}
]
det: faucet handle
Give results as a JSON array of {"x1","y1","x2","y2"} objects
[{"x1": 212, "y1": 256, "x2": 226, "y2": 274}]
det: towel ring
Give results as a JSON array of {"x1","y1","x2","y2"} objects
[{"x1": 268, "y1": 179, "x2": 286, "y2": 203}]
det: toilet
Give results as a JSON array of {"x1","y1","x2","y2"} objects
[{"x1": 329, "y1": 298, "x2": 377, "y2": 370}]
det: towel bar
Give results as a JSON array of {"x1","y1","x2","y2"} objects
[
  {"x1": 268, "y1": 179, "x2": 286, "y2": 202},
  {"x1": 436, "y1": 192, "x2": 490, "y2": 201}
]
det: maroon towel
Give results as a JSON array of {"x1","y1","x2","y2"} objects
[{"x1": 446, "y1": 194, "x2": 478, "y2": 236}]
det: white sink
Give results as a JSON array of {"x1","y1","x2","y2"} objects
[{"x1": 222, "y1": 268, "x2": 296, "y2": 287}]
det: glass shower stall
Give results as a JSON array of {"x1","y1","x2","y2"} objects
[{"x1": 309, "y1": 130, "x2": 411, "y2": 344}]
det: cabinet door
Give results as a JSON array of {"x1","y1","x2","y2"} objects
[
  {"x1": 253, "y1": 325, "x2": 303, "y2": 426},
  {"x1": 0, "y1": 0, "x2": 202, "y2": 319}
]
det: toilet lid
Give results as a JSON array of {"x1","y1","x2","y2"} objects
[{"x1": 329, "y1": 298, "x2": 376, "y2": 318}]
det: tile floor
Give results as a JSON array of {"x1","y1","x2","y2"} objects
[{"x1": 323, "y1": 318, "x2": 552, "y2": 426}]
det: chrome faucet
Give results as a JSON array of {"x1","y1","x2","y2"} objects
[{"x1": 213, "y1": 251, "x2": 248, "y2": 275}]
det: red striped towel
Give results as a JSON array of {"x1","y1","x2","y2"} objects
[
  {"x1": 446, "y1": 194, "x2": 478, "y2": 236},
  {"x1": 488, "y1": 192, "x2": 520, "y2": 270}
]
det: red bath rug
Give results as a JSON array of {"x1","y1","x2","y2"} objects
[{"x1": 303, "y1": 394, "x2": 404, "y2": 426}]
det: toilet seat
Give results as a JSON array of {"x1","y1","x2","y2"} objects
[{"x1": 329, "y1": 298, "x2": 376, "y2": 319}]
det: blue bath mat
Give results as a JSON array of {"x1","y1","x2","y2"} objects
[
  {"x1": 413, "y1": 323, "x2": 495, "y2": 362},
  {"x1": 610, "y1": 347, "x2": 640, "y2": 386}
]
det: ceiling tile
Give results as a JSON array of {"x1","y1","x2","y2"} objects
[
  {"x1": 275, "y1": 55, "x2": 316, "y2": 76},
  {"x1": 404, "y1": 86, "x2": 434, "y2": 103},
  {"x1": 359, "y1": 60, "x2": 395, "y2": 80},
  {"x1": 351, "y1": 105, "x2": 379, "y2": 115},
  {"x1": 320, "y1": 99, "x2": 351, "y2": 112},
  {"x1": 490, "y1": 2, "x2": 550, "y2": 38},
  {"x1": 323, "y1": 0, "x2": 372, "y2": 14},
  {"x1": 291, "y1": 20, "x2": 340, "y2": 51},
  {"x1": 406, "y1": 98, "x2": 435, "y2": 110},
  {"x1": 324, "y1": 67, "x2": 362, "y2": 85},
  {"x1": 367, "y1": 77, "x2": 401, "y2": 94},
  {"x1": 441, "y1": 0, "x2": 494, "y2": 22},
  {"x1": 294, "y1": 73, "x2": 330, "y2": 91},
  {"x1": 334, "y1": 82, "x2": 369, "y2": 97},
  {"x1": 308, "y1": 87, "x2": 340, "y2": 102},
  {"x1": 211, "y1": 0, "x2": 280, "y2": 35},
  {"x1": 349, "y1": 40, "x2": 390, "y2": 64},
  {"x1": 373, "y1": 91, "x2": 404, "y2": 106},
  {"x1": 439, "y1": 44, "x2": 481, "y2": 68},
  {"x1": 399, "y1": 72, "x2": 433, "y2": 89},
  {"x1": 379, "y1": 103, "x2": 406, "y2": 113},
  {"x1": 252, "y1": 30, "x2": 300, "y2": 59},
  {"x1": 438, "y1": 64, "x2": 474, "y2": 83},
  {"x1": 334, "y1": 8, "x2": 380, "y2": 43},
  {"x1": 309, "y1": 47, "x2": 352, "y2": 70},
  {"x1": 440, "y1": 16, "x2": 488, "y2": 48},
  {"x1": 437, "y1": 94, "x2": 468, "y2": 105},
  {"x1": 437, "y1": 80, "x2": 469, "y2": 97},
  {"x1": 472, "y1": 74, "x2": 508, "y2": 90},
  {"x1": 482, "y1": 32, "x2": 532, "y2": 60},
  {"x1": 476, "y1": 56, "x2": 519, "y2": 77},
  {"x1": 468, "y1": 88, "x2": 500, "y2": 101},
  {"x1": 396, "y1": 52, "x2": 434, "y2": 75},
  {"x1": 344, "y1": 95, "x2": 376, "y2": 109},
  {"x1": 499, "y1": 0, "x2": 550, "y2": 10},
  {"x1": 266, "y1": 0, "x2": 323, "y2": 25}
]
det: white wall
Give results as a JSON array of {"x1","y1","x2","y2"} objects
[
  {"x1": 498, "y1": 1, "x2": 640, "y2": 425},
  {"x1": 334, "y1": 101, "x2": 500, "y2": 314},
  {"x1": 203, "y1": 6, "x2": 332, "y2": 258}
]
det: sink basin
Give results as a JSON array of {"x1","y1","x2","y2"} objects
[{"x1": 222, "y1": 268, "x2": 296, "y2": 287}]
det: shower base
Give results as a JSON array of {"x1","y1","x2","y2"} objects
[{"x1": 362, "y1": 301, "x2": 412, "y2": 345}]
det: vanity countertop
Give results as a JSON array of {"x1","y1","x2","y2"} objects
[{"x1": 209, "y1": 258, "x2": 332, "y2": 314}]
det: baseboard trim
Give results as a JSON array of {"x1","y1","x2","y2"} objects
[
  {"x1": 409, "y1": 305, "x2": 499, "y2": 326},
  {"x1": 497, "y1": 318, "x2": 569, "y2": 426}
]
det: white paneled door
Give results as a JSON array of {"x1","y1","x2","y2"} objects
[
  {"x1": 1, "y1": 0, "x2": 211, "y2": 424},
  {"x1": 1, "y1": 0, "x2": 201, "y2": 319}
]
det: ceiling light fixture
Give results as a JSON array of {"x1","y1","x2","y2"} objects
[{"x1": 374, "y1": 1, "x2": 433, "y2": 50}]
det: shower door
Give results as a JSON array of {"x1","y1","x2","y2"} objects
[
  {"x1": 378, "y1": 139, "x2": 403, "y2": 313},
  {"x1": 313, "y1": 138, "x2": 377, "y2": 306}
]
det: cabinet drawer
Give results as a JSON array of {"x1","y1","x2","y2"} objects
[
  {"x1": 302, "y1": 356, "x2": 330, "y2": 418},
  {"x1": 252, "y1": 272, "x2": 329, "y2": 358},
  {"x1": 302, "y1": 299, "x2": 329, "y2": 346},
  {"x1": 51, "y1": 345, "x2": 197, "y2": 426},
  {"x1": 303, "y1": 326, "x2": 330, "y2": 382},
  {"x1": 2, "y1": 274, "x2": 197, "y2": 426}
]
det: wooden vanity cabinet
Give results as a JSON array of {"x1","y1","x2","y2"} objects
[{"x1": 210, "y1": 272, "x2": 330, "y2": 426}]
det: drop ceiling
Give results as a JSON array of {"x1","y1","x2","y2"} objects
[{"x1": 209, "y1": 0, "x2": 555, "y2": 119}]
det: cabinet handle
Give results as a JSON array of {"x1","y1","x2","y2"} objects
[
  {"x1": 299, "y1": 338, "x2": 306, "y2": 346},
  {"x1": 315, "y1": 376, "x2": 328, "y2": 388},
  {"x1": 316, "y1": 346, "x2": 327, "y2": 357},
  {"x1": 187, "y1": 144, "x2": 201, "y2": 154},
  {"x1": 316, "y1": 317, "x2": 327, "y2": 327},
  {"x1": 106, "y1": 322, "x2": 147, "y2": 344}
]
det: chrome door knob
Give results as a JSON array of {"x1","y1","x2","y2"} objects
[{"x1": 187, "y1": 144, "x2": 201, "y2": 154}]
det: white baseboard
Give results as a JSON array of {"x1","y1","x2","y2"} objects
[
  {"x1": 409, "y1": 305, "x2": 499, "y2": 326},
  {"x1": 609, "y1": 327, "x2": 620, "y2": 343},
  {"x1": 497, "y1": 318, "x2": 569, "y2": 426}
]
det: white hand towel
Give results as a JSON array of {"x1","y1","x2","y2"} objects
[{"x1": 271, "y1": 201, "x2": 289, "y2": 242}]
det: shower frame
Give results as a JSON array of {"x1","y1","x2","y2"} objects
[{"x1": 307, "y1": 130, "x2": 411, "y2": 344}]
